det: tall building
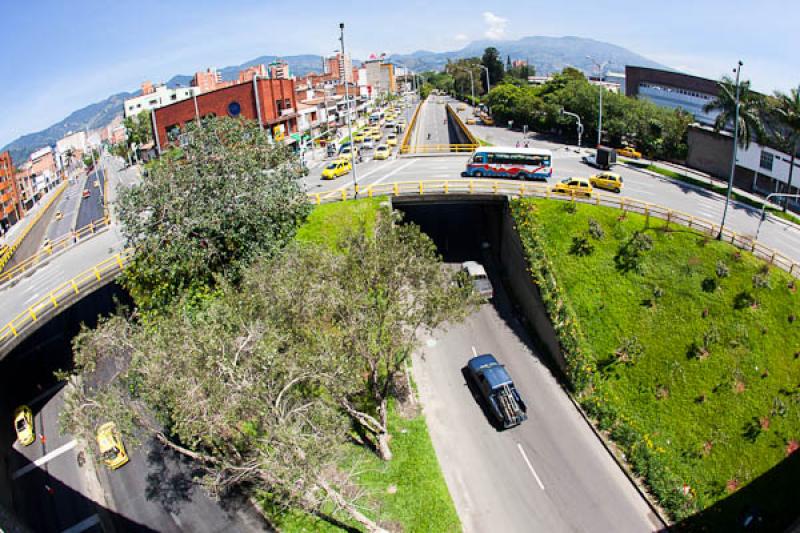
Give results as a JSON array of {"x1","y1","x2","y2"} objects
[
  {"x1": 625, "y1": 66, "x2": 719, "y2": 126},
  {"x1": 238, "y1": 64, "x2": 268, "y2": 83},
  {"x1": 0, "y1": 151, "x2": 21, "y2": 230},
  {"x1": 268, "y1": 60, "x2": 291, "y2": 80},
  {"x1": 326, "y1": 53, "x2": 352, "y2": 83},
  {"x1": 363, "y1": 59, "x2": 396, "y2": 96},
  {"x1": 192, "y1": 68, "x2": 223, "y2": 93}
]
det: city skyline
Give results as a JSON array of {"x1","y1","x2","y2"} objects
[{"x1": 2, "y1": 0, "x2": 798, "y2": 147}]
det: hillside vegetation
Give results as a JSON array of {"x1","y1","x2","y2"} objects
[{"x1": 512, "y1": 199, "x2": 800, "y2": 529}]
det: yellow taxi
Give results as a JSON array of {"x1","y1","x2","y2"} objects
[
  {"x1": 369, "y1": 129, "x2": 383, "y2": 141},
  {"x1": 352, "y1": 131, "x2": 365, "y2": 143},
  {"x1": 13, "y1": 406, "x2": 35, "y2": 446},
  {"x1": 373, "y1": 145, "x2": 391, "y2": 160},
  {"x1": 321, "y1": 159, "x2": 352, "y2": 179},
  {"x1": 96, "y1": 422, "x2": 129, "y2": 470},
  {"x1": 386, "y1": 134, "x2": 398, "y2": 147},
  {"x1": 552, "y1": 177, "x2": 593, "y2": 197},
  {"x1": 617, "y1": 146, "x2": 642, "y2": 159},
  {"x1": 338, "y1": 146, "x2": 358, "y2": 161},
  {"x1": 466, "y1": 118, "x2": 476, "y2": 125},
  {"x1": 482, "y1": 116, "x2": 495, "y2": 126},
  {"x1": 457, "y1": 104, "x2": 467, "y2": 111},
  {"x1": 589, "y1": 172, "x2": 624, "y2": 193}
]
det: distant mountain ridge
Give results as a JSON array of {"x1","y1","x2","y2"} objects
[
  {"x1": 388, "y1": 35, "x2": 666, "y2": 75},
  {"x1": 2, "y1": 36, "x2": 667, "y2": 163}
]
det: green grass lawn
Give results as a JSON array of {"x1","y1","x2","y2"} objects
[
  {"x1": 512, "y1": 199, "x2": 800, "y2": 527},
  {"x1": 270, "y1": 199, "x2": 460, "y2": 532}
]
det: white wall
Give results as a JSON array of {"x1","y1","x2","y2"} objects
[
  {"x1": 737, "y1": 141, "x2": 800, "y2": 186},
  {"x1": 123, "y1": 86, "x2": 197, "y2": 118}
]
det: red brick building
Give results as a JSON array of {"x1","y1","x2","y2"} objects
[
  {"x1": 0, "y1": 151, "x2": 21, "y2": 229},
  {"x1": 152, "y1": 78, "x2": 299, "y2": 150}
]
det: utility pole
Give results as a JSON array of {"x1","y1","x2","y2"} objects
[
  {"x1": 339, "y1": 23, "x2": 358, "y2": 195},
  {"x1": 756, "y1": 192, "x2": 800, "y2": 240},
  {"x1": 718, "y1": 60, "x2": 743, "y2": 240},
  {"x1": 561, "y1": 109, "x2": 584, "y2": 151},
  {"x1": 586, "y1": 56, "x2": 611, "y2": 148},
  {"x1": 479, "y1": 65, "x2": 491, "y2": 94}
]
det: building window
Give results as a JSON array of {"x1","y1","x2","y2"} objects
[
  {"x1": 760, "y1": 150, "x2": 774, "y2": 171},
  {"x1": 227, "y1": 101, "x2": 241, "y2": 117},
  {"x1": 166, "y1": 124, "x2": 181, "y2": 141}
]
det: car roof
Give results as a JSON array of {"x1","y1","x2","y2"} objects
[
  {"x1": 467, "y1": 354, "x2": 512, "y2": 388},
  {"x1": 462, "y1": 261, "x2": 487, "y2": 277}
]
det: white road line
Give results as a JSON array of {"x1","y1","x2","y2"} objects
[
  {"x1": 368, "y1": 160, "x2": 419, "y2": 188},
  {"x1": 61, "y1": 514, "x2": 100, "y2": 533},
  {"x1": 471, "y1": 346, "x2": 478, "y2": 357},
  {"x1": 517, "y1": 443, "x2": 545, "y2": 490},
  {"x1": 12, "y1": 439, "x2": 77, "y2": 480}
]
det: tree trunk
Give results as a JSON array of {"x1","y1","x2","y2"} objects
[
  {"x1": 375, "y1": 398, "x2": 392, "y2": 461},
  {"x1": 784, "y1": 139, "x2": 797, "y2": 212},
  {"x1": 318, "y1": 479, "x2": 388, "y2": 533}
]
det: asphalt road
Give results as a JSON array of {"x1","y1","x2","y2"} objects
[
  {"x1": 47, "y1": 174, "x2": 89, "y2": 240},
  {"x1": 76, "y1": 169, "x2": 106, "y2": 230},
  {"x1": 410, "y1": 97, "x2": 449, "y2": 146}
]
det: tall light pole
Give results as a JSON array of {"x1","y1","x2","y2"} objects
[
  {"x1": 718, "y1": 60, "x2": 743, "y2": 240},
  {"x1": 479, "y1": 65, "x2": 491, "y2": 95},
  {"x1": 339, "y1": 22, "x2": 358, "y2": 194},
  {"x1": 586, "y1": 56, "x2": 611, "y2": 147},
  {"x1": 561, "y1": 109, "x2": 584, "y2": 151},
  {"x1": 755, "y1": 192, "x2": 800, "y2": 240}
]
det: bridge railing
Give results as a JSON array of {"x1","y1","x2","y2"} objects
[
  {"x1": 399, "y1": 96, "x2": 424, "y2": 154},
  {"x1": 0, "y1": 249, "x2": 133, "y2": 354},
  {"x1": 4, "y1": 178, "x2": 797, "y2": 355},
  {"x1": 0, "y1": 216, "x2": 112, "y2": 287},
  {"x1": 445, "y1": 102, "x2": 480, "y2": 146},
  {"x1": 399, "y1": 144, "x2": 478, "y2": 154},
  {"x1": 0, "y1": 181, "x2": 68, "y2": 272}
]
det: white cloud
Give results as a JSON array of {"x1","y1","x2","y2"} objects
[
  {"x1": 454, "y1": 33, "x2": 469, "y2": 43},
  {"x1": 482, "y1": 12, "x2": 508, "y2": 40}
]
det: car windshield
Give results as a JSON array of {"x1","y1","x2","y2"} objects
[
  {"x1": 101, "y1": 448, "x2": 120, "y2": 461},
  {"x1": 16, "y1": 418, "x2": 27, "y2": 432},
  {"x1": 325, "y1": 163, "x2": 337, "y2": 169}
]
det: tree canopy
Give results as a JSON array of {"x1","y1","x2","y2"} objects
[{"x1": 117, "y1": 116, "x2": 310, "y2": 311}]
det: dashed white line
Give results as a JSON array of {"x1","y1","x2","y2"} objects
[
  {"x1": 471, "y1": 345, "x2": 478, "y2": 357},
  {"x1": 61, "y1": 514, "x2": 100, "y2": 533},
  {"x1": 12, "y1": 439, "x2": 77, "y2": 480},
  {"x1": 517, "y1": 443, "x2": 545, "y2": 490}
]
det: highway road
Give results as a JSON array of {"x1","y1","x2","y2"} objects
[
  {"x1": 76, "y1": 168, "x2": 107, "y2": 230},
  {"x1": 47, "y1": 173, "x2": 89, "y2": 240}
]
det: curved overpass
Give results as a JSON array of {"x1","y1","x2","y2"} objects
[{"x1": 2, "y1": 178, "x2": 797, "y2": 359}]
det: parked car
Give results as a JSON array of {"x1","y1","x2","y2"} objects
[
  {"x1": 589, "y1": 172, "x2": 624, "y2": 193},
  {"x1": 461, "y1": 261, "x2": 493, "y2": 299},
  {"x1": 96, "y1": 422, "x2": 129, "y2": 470},
  {"x1": 13, "y1": 406, "x2": 35, "y2": 446},
  {"x1": 551, "y1": 177, "x2": 593, "y2": 197}
]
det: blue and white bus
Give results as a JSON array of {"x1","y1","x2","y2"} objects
[{"x1": 462, "y1": 147, "x2": 553, "y2": 180}]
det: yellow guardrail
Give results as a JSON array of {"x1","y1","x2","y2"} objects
[
  {"x1": 445, "y1": 102, "x2": 480, "y2": 146},
  {"x1": 400, "y1": 144, "x2": 478, "y2": 154},
  {"x1": 0, "y1": 181, "x2": 68, "y2": 272},
  {"x1": 0, "y1": 216, "x2": 111, "y2": 286},
  {"x1": 399, "y1": 97, "x2": 424, "y2": 154},
  {"x1": 0, "y1": 249, "x2": 133, "y2": 353},
  {"x1": 4, "y1": 178, "x2": 798, "y2": 354}
]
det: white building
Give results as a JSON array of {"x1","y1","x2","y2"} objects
[{"x1": 123, "y1": 85, "x2": 198, "y2": 118}]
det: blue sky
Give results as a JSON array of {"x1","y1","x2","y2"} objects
[{"x1": 1, "y1": 0, "x2": 798, "y2": 147}]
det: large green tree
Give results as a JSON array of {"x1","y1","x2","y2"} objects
[
  {"x1": 703, "y1": 76, "x2": 764, "y2": 148},
  {"x1": 481, "y1": 47, "x2": 504, "y2": 92},
  {"x1": 118, "y1": 116, "x2": 310, "y2": 311},
  {"x1": 771, "y1": 86, "x2": 800, "y2": 210}
]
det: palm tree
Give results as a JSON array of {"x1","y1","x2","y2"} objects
[
  {"x1": 772, "y1": 86, "x2": 800, "y2": 211},
  {"x1": 704, "y1": 76, "x2": 764, "y2": 148}
]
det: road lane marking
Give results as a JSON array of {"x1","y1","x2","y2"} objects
[
  {"x1": 12, "y1": 439, "x2": 77, "y2": 480},
  {"x1": 517, "y1": 443, "x2": 545, "y2": 490},
  {"x1": 368, "y1": 160, "x2": 419, "y2": 188},
  {"x1": 61, "y1": 514, "x2": 100, "y2": 533},
  {"x1": 471, "y1": 346, "x2": 477, "y2": 357}
]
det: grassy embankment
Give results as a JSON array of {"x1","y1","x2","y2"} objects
[
  {"x1": 512, "y1": 198, "x2": 800, "y2": 529},
  {"x1": 268, "y1": 198, "x2": 461, "y2": 533}
]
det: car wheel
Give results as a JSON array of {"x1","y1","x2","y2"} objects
[
  {"x1": 474, "y1": 171, "x2": 483, "y2": 177},
  {"x1": 518, "y1": 173, "x2": 528, "y2": 181},
  {"x1": 614, "y1": 187, "x2": 620, "y2": 193}
]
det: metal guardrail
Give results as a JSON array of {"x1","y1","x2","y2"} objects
[
  {"x1": 0, "y1": 216, "x2": 111, "y2": 286},
  {"x1": 400, "y1": 144, "x2": 478, "y2": 154},
  {"x1": 4, "y1": 178, "x2": 798, "y2": 355},
  {"x1": 0, "y1": 181, "x2": 68, "y2": 272},
  {"x1": 0, "y1": 249, "x2": 133, "y2": 354},
  {"x1": 399, "y1": 97, "x2": 424, "y2": 154}
]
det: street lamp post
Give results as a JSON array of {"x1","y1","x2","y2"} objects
[
  {"x1": 586, "y1": 56, "x2": 611, "y2": 148},
  {"x1": 479, "y1": 65, "x2": 490, "y2": 94},
  {"x1": 718, "y1": 60, "x2": 744, "y2": 240},
  {"x1": 339, "y1": 22, "x2": 358, "y2": 195},
  {"x1": 755, "y1": 192, "x2": 800, "y2": 240},
  {"x1": 561, "y1": 109, "x2": 584, "y2": 151}
]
